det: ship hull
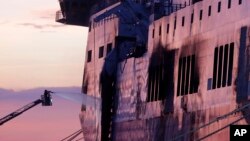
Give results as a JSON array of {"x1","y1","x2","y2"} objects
[{"x1": 73, "y1": 0, "x2": 250, "y2": 140}]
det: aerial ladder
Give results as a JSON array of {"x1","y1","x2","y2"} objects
[{"x1": 0, "y1": 90, "x2": 53, "y2": 126}]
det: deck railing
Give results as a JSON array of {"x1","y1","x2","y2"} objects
[{"x1": 90, "y1": 0, "x2": 122, "y2": 15}]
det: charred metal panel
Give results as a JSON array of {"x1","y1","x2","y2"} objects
[{"x1": 100, "y1": 70, "x2": 116, "y2": 141}]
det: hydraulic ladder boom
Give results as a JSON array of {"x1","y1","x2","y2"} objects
[
  {"x1": 0, "y1": 90, "x2": 52, "y2": 126},
  {"x1": 0, "y1": 99, "x2": 42, "y2": 125}
]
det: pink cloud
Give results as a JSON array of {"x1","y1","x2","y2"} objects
[{"x1": 18, "y1": 22, "x2": 65, "y2": 29}]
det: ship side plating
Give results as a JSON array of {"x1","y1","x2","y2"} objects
[{"x1": 56, "y1": 0, "x2": 250, "y2": 141}]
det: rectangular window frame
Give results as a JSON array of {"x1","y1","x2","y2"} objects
[
  {"x1": 152, "y1": 29, "x2": 155, "y2": 38},
  {"x1": 174, "y1": 17, "x2": 177, "y2": 30},
  {"x1": 218, "y1": 1, "x2": 221, "y2": 13},
  {"x1": 177, "y1": 54, "x2": 198, "y2": 96},
  {"x1": 87, "y1": 50, "x2": 92, "y2": 62},
  {"x1": 182, "y1": 16, "x2": 185, "y2": 27},
  {"x1": 159, "y1": 25, "x2": 162, "y2": 36},
  {"x1": 227, "y1": 43, "x2": 234, "y2": 86},
  {"x1": 212, "y1": 43, "x2": 234, "y2": 89},
  {"x1": 212, "y1": 47, "x2": 219, "y2": 89},
  {"x1": 106, "y1": 43, "x2": 112, "y2": 55},
  {"x1": 239, "y1": 0, "x2": 242, "y2": 5},
  {"x1": 167, "y1": 24, "x2": 170, "y2": 34},
  {"x1": 191, "y1": 13, "x2": 194, "y2": 24},
  {"x1": 208, "y1": 5, "x2": 212, "y2": 16},
  {"x1": 228, "y1": 0, "x2": 231, "y2": 9},
  {"x1": 99, "y1": 46, "x2": 104, "y2": 58},
  {"x1": 199, "y1": 10, "x2": 203, "y2": 20}
]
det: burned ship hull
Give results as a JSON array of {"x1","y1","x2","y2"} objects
[{"x1": 56, "y1": 0, "x2": 250, "y2": 140}]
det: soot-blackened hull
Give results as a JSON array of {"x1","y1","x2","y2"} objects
[{"x1": 56, "y1": 0, "x2": 250, "y2": 141}]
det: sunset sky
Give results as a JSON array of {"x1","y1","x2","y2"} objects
[
  {"x1": 0, "y1": 0, "x2": 88, "y2": 140},
  {"x1": 0, "y1": 0, "x2": 88, "y2": 90}
]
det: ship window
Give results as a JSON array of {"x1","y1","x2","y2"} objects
[
  {"x1": 191, "y1": 13, "x2": 194, "y2": 24},
  {"x1": 228, "y1": 0, "x2": 231, "y2": 9},
  {"x1": 167, "y1": 24, "x2": 170, "y2": 34},
  {"x1": 180, "y1": 57, "x2": 186, "y2": 96},
  {"x1": 218, "y1": 2, "x2": 221, "y2": 13},
  {"x1": 177, "y1": 58, "x2": 182, "y2": 96},
  {"x1": 212, "y1": 47, "x2": 218, "y2": 89},
  {"x1": 222, "y1": 44, "x2": 229, "y2": 87},
  {"x1": 208, "y1": 6, "x2": 212, "y2": 16},
  {"x1": 185, "y1": 56, "x2": 191, "y2": 94},
  {"x1": 147, "y1": 50, "x2": 175, "y2": 102},
  {"x1": 147, "y1": 65, "x2": 163, "y2": 102},
  {"x1": 182, "y1": 16, "x2": 185, "y2": 27},
  {"x1": 177, "y1": 54, "x2": 198, "y2": 96},
  {"x1": 87, "y1": 50, "x2": 92, "y2": 62},
  {"x1": 191, "y1": 55, "x2": 198, "y2": 94},
  {"x1": 212, "y1": 43, "x2": 234, "y2": 89},
  {"x1": 99, "y1": 46, "x2": 104, "y2": 58},
  {"x1": 199, "y1": 10, "x2": 203, "y2": 20},
  {"x1": 152, "y1": 29, "x2": 155, "y2": 38},
  {"x1": 227, "y1": 43, "x2": 234, "y2": 86},
  {"x1": 107, "y1": 43, "x2": 112, "y2": 55},
  {"x1": 89, "y1": 22, "x2": 92, "y2": 32},
  {"x1": 207, "y1": 78, "x2": 212, "y2": 90},
  {"x1": 174, "y1": 17, "x2": 177, "y2": 30},
  {"x1": 159, "y1": 25, "x2": 162, "y2": 36},
  {"x1": 217, "y1": 46, "x2": 223, "y2": 88},
  {"x1": 239, "y1": 0, "x2": 242, "y2": 5}
]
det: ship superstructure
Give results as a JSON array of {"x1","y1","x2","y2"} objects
[{"x1": 56, "y1": 0, "x2": 250, "y2": 140}]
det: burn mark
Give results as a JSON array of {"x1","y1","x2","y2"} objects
[
  {"x1": 136, "y1": 77, "x2": 143, "y2": 119},
  {"x1": 147, "y1": 43, "x2": 176, "y2": 113},
  {"x1": 100, "y1": 48, "x2": 118, "y2": 141},
  {"x1": 81, "y1": 67, "x2": 89, "y2": 112},
  {"x1": 82, "y1": 67, "x2": 89, "y2": 94},
  {"x1": 178, "y1": 40, "x2": 201, "y2": 97},
  {"x1": 100, "y1": 70, "x2": 116, "y2": 141},
  {"x1": 111, "y1": 39, "x2": 208, "y2": 140}
]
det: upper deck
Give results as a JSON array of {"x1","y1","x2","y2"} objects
[
  {"x1": 55, "y1": 0, "x2": 121, "y2": 26},
  {"x1": 55, "y1": 0, "x2": 199, "y2": 26}
]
